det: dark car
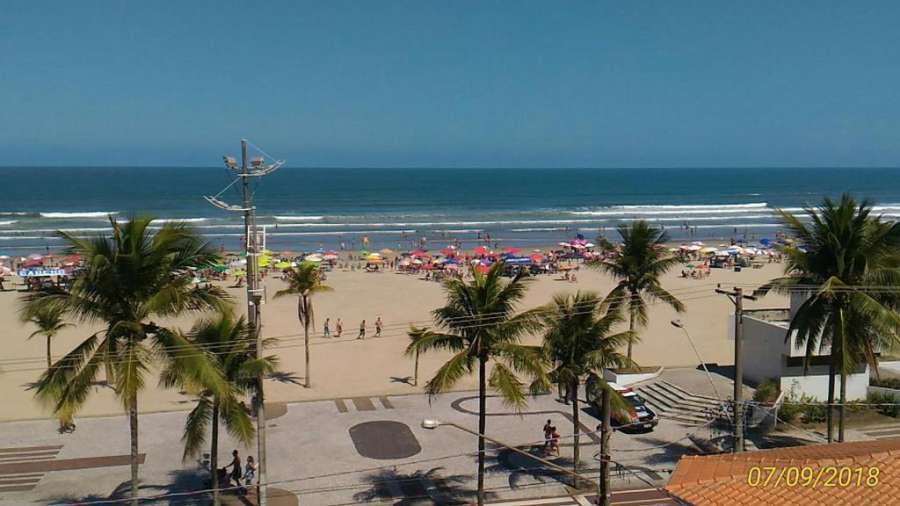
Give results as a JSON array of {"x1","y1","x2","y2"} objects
[{"x1": 586, "y1": 379, "x2": 658, "y2": 432}]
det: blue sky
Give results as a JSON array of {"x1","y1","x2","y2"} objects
[{"x1": 2, "y1": 1, "x2": 899, "y2": 167}]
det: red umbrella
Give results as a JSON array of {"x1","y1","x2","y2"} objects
[
  {"x1": 411, "y1": 249, "x2": 430, "y2": 258},
  {"x1": 440, "y1": 247, "x2": 457, "y2": 257},
  {"x1": 473, "y1": 246, "x2": 489, "y2": 256},
  {"x1": 22, "y1": 258, "x2": 43, "y2": 268},
  {"x1": 530, "y1": 253, "x2": 544, "y2": 262},
  {"x1": 503, "y1": 247, "x2": 521, "y2": 254},
  {"x1": 422, "y1": 263, "x2": 434, "y2": 271}
]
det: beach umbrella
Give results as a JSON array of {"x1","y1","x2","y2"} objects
[
  {"x1": 440, "y1": 247, "x2": 457, "y2": 257},
  {"x1": 274, "y1": 261, "x2": 292, "y2": 270},
  {"x1": 585, "y1": 243, "x2": 595, "y2": 248},
  {"x1": 322, "y1": 252, "x2": 339, "y2": 261},
  {"x1": 412, "y1": 258, "x2": 423, "y2": 265},
  {"x1": 304, "y1": 254, "x2": 323, "y2": 263},
  {"x1": 530, "y1": 253, "x2": 544, "y2": 262},
  {"x1": 422, "y1": 263, "x2": 434, "y2": 270},
  {"x1": 472, "y1": 245, "x2": 489, "y2": 256},
  {"x1": 700, "y1": 247, "x2": 717, "y2": 254},
  {"x1": 398, "y1": 258, "x2": 411, "y2": 266},
  {"x1": 411, "y1": 249, "x2": 430, "y2": 258}
]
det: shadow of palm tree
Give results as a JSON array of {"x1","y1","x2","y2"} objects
[
  {"x1": 483, "y1": 443, "x2": 576, "y2": 490},
  {"x1": 626, "y1": 436, "x2": 701, "y2": 467},
  {"x1": 390, "y1": 376, "x2": 414, "y2": 385},
  {"x1": 46, "y1": 469, "x2": 208, "y2": 505},
  {"x1": 268, "y1": 371, "x2": 304, "y2": 386},
  {"x1": 352, "y1": 467, "x2": 484, "y2": 505}
]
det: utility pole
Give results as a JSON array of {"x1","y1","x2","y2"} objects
[
  {"x1": 716, "y1": 286, "x2": 756, "y2": 453},
  {"x1": 205, "y1": 139, "x2": 283, "y2": 506}
]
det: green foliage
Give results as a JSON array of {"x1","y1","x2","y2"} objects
[
  {"x1": 867, "y1": 391, "x2": 900, "y2": 418},
  {"x1": 19, "y1": 215, "x2": 231, "y2": 421},
  {"x1": 406, "y1": 261, "x2": 549, "y2": 407},
  {"x1": 780, "y1": 393, "x2": 827, "y2": 424},
  {"x1": 591, "y1": 220, "x2": 685, "y2": 359},
  {"x1": 871, "y1": 377, "x2": 900, "y2": 390},
  {"x1": 753, "y1": 379, "x2": 781, "y2": 404}
]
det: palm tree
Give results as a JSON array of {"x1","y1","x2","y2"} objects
[
  {"x1": 20, "y1": 216, "x2": 231, "y2": 506},
  {"x1": 756, "y1": 194, "x2": 900, "y2": 442},
  {"x1": 540, "y1": 291, "x2": 632, "y2": 484},
  {"x1": 405, "y1": 262, "x2": 549, "y2": 505},
  {"x1": 593, "y1": 220, "x2": 685, "y2": 360},
  {"x1": 22, "y1": 304, "x2": 70, "y2": 368},
  {"x1": 171, "y1": 311, "x2": 277, "y2": 505},
  {"x1": 408, "y1": 326, "x2": 427, "y2": 386},
  {"x1": 274, "y1": 262, "x2": 332, "y2": 388}
]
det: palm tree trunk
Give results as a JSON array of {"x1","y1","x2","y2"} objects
[
  {"x1": 599, "y1": 387, "x2": 611, "y2": 506},
  {"x1": 826, "y1": 359, "x2": 835, "y2": 444},
  {"x1": 129, "y1": 396, "x2": 140, "y2": 506},
  {"x1": 477, "y1": 356, "x2": 486, "y2": 506},
  {"x1": 211, "y1": 400, "x2": 220, "y2": 506},
  {"x1": 571, "y1": 377, "x2": 580, "y2": 487},
  {"x1": 838, "y1": 370, "x2": 847, "y2": 442},
  {"x1": 626, "y1": 310, "x2": 635, "y2": 362},
  {"x1": 301, "y1": 297, "x2": 310, "y2": 388},
  {"x1": 46, "y1": 335, "x2": 52, "y2": 369},
  {"x1": 413, "y1": 349, "x2": 419, "y2": 387}
]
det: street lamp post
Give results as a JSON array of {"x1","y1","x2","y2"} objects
[{"x1": 669, "y1": 320, "x2": 722, "y2": 401}]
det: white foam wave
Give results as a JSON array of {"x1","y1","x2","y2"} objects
[
  {"x1": 0, "y1": 220, "x2": 16, "y2": 226},
  {"x1": 40, "y1": 211, "x2": 118, "y2": 219},
  {"x1": 272, "y1": 215, "x2": 324, "y2": 221},
  {"x1": 615, "y1": 202, "x2": 768, "y2": 210},
  {"x1": 510, "y1": 227, "x2": 569, "y2": 232}
]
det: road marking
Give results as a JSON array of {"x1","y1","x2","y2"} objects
[
  {"x1": 351, "y1": 397, "x2": 376, "y2": 411},
  {"x1": 334, "y1": 398, "x2": 349, "y2": 413},
  {"x1": 379, "y1": 396, "x2": 394, "y2": 409}
]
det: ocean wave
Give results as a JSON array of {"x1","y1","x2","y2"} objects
[
  {"x1": 272, "y1": 215, "x2": 325, "y2": 221},
  {"x1": 39, "y1": 211, "x2": 118, "y2": 219},
  {"x1": 570, "y1": 208, "x2": 771, "y2": 216},
  {"x1": 0, "y1": 220, "x2": 16, "y2": 226},
  {"x1": 615, "y1": 202, "x2": 768, "y2": 209},
  {"x1": 510, "y1": 227, "x2": 570, "y2": 232},
  {"x1": 652, "y1": 214, "x2": 775, "y2": 222}
]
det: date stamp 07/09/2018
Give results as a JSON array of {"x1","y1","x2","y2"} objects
[{"x1": 747, "y1": 465, "x2": 881, "y2": 488}]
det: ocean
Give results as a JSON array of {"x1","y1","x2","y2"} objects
[{"x1": 2, "y1": 167, "x2": 900, "y2": 255}]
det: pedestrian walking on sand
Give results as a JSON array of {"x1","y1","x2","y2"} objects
[
  {"x1": 375, "y1": 317, "x2": 383, "y2": 337},
  {"x1": 323, "y1": 317, "x2": 331, "y2": 338},
  {"x1": 358, "y1": 320, "x2": 366, "y2": 339},
  {"x1": 336, "y1": 318, "x2": 343, "y2": 337}
]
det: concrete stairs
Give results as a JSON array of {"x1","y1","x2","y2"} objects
[{"x1": 635, "y1": 380, "x2": 724, "y2": 426}]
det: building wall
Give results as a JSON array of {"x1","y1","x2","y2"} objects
[
  {"x1": 742, "y1": 314, "x2": 787, "y2": 385},
  {"x1": 781, "y1": 365, "x2": 869, "y2": 401},
  {"x1": 741, "y1": 312, "x2": 869, "y2": 401}
]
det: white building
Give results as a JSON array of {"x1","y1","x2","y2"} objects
[{"x1": 738, "y1": 291, "x2": 869, "y2": 401}]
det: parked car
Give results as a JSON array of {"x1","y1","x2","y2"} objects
[{"x1": 586, "y1": 379, "x2": 658, "y2": 432}]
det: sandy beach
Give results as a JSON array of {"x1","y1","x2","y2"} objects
[{"x1": 0, "y1": 260, "x2": 788, "y2": 422}]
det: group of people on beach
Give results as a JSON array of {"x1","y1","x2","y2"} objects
[{"x1": 322, "y1": 316, "x2": 383, "y2": 339}]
